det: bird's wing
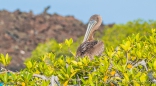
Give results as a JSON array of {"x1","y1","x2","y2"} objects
[
  {"x1": 90, "y1": 41, "x2": 104, "y2": 56},
  {"x1": 79, "y1": 40, "x2": 98, "y2": 54}
]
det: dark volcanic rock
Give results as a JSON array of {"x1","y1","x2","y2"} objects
[{"x1": 0, "y1": 10, "x2": 112, "y2": 71}]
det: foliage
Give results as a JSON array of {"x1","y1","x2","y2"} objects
[
  {"x1": 0, "y1": 20, "x2": 156, "y2": 85},
  {"x1": 30, "y1": 20, "x2": 156, "y2": 60},
  {"x1": 102, "y1": 19, "x2": 156, "y2": 48},
  {"x1": 30, "y1": 38, "x2": 78, "y2": 60},
  {"x1": 0, "y1": 53, "x2": 11, "y2": 67}
]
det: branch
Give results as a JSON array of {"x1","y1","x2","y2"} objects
[
  {"x1": 33, "y1": 74, "x2": 49, "y2": 80},
  {"x1": 133, "y1": 59, "x2": 148, "y2": 70},
  {"x1": 50, "y1": 75, "x2": 60, "y2": 86}
]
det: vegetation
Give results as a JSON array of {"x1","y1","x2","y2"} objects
[
  {"x1": 0, "y1": 20, "x2": 156, "y2": 85},
  {"x1": 102, "y1": 19, "x2": 156, "y2": 48},
  {"x1": 30, "y1": 20, "x2": 156, "y2": 59}
]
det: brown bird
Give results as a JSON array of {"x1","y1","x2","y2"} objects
[{"x1": 76, "y1": 14, "x2": 104, "y2": 60}]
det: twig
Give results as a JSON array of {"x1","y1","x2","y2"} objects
[
  {"x1": 33, "y1": 74, "x2": 49, "y2": 80},
  {"x1": 123, "y1": 51, "x2": 129, "y2": 69},
  {"x1": 50, "y1": 75, "x2": 60, "y2": 86},
  {"x1": 77, "y1": 74, "x2": 81, "y2": 86},
  {"x1": 133, "y1": 59, "x2": 148, "y2": 70},
  {"x1": 125, "y1": 52, "x2": 129, "y2": 66},
  {"x1": 33, "y1": 74, "x2": 60, "y2": 86},
  {"x1": 148, "y1": 71, "x2": 156, "y2": 83}
]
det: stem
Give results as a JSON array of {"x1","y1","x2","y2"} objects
[
  {"x1": 125, "y1": 51, "x2": 129, "y2": 68},
  {"x1": 77, "y1": 74, "x2": 81, "y2": 86}
]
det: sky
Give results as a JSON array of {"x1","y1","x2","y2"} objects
[{"x1": 0, "y1": 0, "x2": 156, "y2": 24}]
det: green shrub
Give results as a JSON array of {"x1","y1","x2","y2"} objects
[
  {"x1": 102, "y1": 19, "x2": 156, "y2": 48},
  {"x1": 24, "y1": 28, "x2": 156, "y2": 85},
  {"x1": 30, "y1": 20, "x2": 156, "y2": 60},
  {"x1": 0, "y1": 20, "x2": 156, "y2": 85}
]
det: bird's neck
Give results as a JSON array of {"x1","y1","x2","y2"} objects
[{"x1": 87, "y1": 33, "x2": 94, "y2": 41}]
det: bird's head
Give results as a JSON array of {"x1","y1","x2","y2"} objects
[{"x1": 83, "y1": 14, "x2": 102, "y2": 42}]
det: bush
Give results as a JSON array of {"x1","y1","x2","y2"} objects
[
  {"x1": 0, "y1": 20, "x2": 156, "y2": 85},
  {"x1": 102, "y1": 19, "x2": 156, "y2": 48},
  {"x1": 30, "y1": 20, "x2": 156, "y2": 60}
]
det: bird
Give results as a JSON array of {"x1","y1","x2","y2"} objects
[{"x1": 76, "y1": 14, "x2": 104, "y2": 60}]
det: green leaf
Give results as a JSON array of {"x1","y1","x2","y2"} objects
[
  {"x1": 149, "y1": 36, "x2": 155, "y2": 44},
  {"x1": 0, "y1": 53, "x2": 11, "y2": 67},
  {"x1": 3, "y1": 73, "x2": 9, "y2": 83},
  {"x1": 71, "y1": 60, "x2": 78, "y2": 66},
  {"x1": 140, "y1": 73, "x2": 147, "y2": 83},
  {"x1": 153, "y1": 60, "x2": 156, "y2": 70},
  {"x1": 59, "y1": 43, "x2": 63, "y2": 49},
  {"x1": 58, "y1": 74, "x2": 65, "y2": 80},
  {"x1": 135, "y1": 33, "x2": 140, "y2": 41},
  {"x1": 24, "y1": 61, "x2": 32, "y2": 69},
  {"x1": 120, "y1": 41, "x2": 131, "y2": 52},
  {"x1": 123, "y1": 73, "x2": 129, "y2": 82},
  {"x1": 88, "y1": 73, "x2": 94, "y2": 85},
  {"x1": 65, "y1": 38, "x2": 73, "y2": 47}
]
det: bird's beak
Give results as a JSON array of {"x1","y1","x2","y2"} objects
[{"x1": 83, "y1": 20, "x2": 97, "y2": 42}]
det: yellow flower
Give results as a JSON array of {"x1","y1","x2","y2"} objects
[
  {"x1": 103, "y1": 76, "x2": 108, "y2": 82},
  {"x1": 22, "y1": 82, "x2": 25, "y2": 86},
  {"x1": 110, "y1": 71, "x2": 116, "y2": 76},
  {"x1": 127, "y1": 64, "x2": 133, "y2": 69}
]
